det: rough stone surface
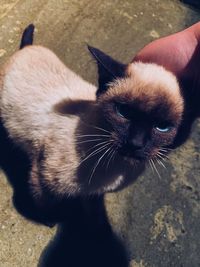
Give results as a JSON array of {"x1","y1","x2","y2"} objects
[{"x1": 0, "y1": 0, "x2": 200, "y2": 266}]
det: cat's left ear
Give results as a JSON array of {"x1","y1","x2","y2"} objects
[{"x1": 88, "y1": 46, "x2": 127, "y2": 96}]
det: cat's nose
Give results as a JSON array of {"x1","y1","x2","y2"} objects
[
  {"x1": 129, "y1": 139, "x2": 144, "y2": 151},
  {"x1": 120, "y1": 135, "x2": 146, "y2": 159},
  {"x1": 128, "y1": 135, "x2": 145, "y2": 151}
]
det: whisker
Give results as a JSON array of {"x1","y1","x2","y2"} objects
[
  {"x1": 102, "y1": 146, "x2": 113, "y2": 167},
  {"x1": 79, "y1": 121, "x2": 112, "y2": 134},
  {"x1": 149, "y1": 159, "x2": 154, "y2": 173},
  {"x1": 156, "y1": 153, "x2": 168, "y2": 162},
  {"x1": 78, "y1": 142, "x2": 111, "y2": 167},
  {"x1": 157, "y1": 151, "x2": 169, "y2": 160},
  {"x1": 107, "y1": 145, "x2": 117, "y2": 171},
  {"x1": 156, "y1": 158, "x2": 166, "y2": 169},
  {"x1": 159, "y1": 148, "x2": 172, "y2": 153},
  {"x1": 111, "y1": 149, "x2": 117, "y2": 165},
  {"x1": 158, "y1": 151, "x2": 171, "y2": 156},
  {"x1": 151, "y1": 158, "x2": 161, "y2": 179},
  {"x1": 157, "y1": 155, "x2": 169, "y2": 161},
  {"x1": 75, "y1": 138, "x2": 105, "y2": 144},
  {"x1": 76, "y1": 134, "x2": 110, "y2": 138},
  {"x1": 84, "y1": 139, "x2": 114, "y2": 154},
  {"x1": 88, "y1": 145, "x2": 113, "y2": 185},
  {"x1": 88, "y1": 125, "x2": 111, "y2": 134},
  {"x1": 105, "y1": 145, "x2": 116, "y2": 170}
]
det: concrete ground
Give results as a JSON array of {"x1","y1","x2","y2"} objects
[{"x1": 0, "y1": 0, "x2": 200, "y2": 266}]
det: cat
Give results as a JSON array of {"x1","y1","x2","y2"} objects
[{"x1": 0, "y1": 24, "x2": 193, "y2": 224}]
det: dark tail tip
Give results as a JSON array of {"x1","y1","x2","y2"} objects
[
  {"x1": 87, "y1": 44, "x2": 99, "y2": 58},
  {"x1": 20, "y1": 24, "x2": 35, "y2": 49}
]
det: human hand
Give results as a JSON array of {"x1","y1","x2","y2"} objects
[{"x1": 134, "y1": 22, "x2": 200, "y2": 116}]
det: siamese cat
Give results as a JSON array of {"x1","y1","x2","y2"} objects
[{"x1": 0, "y1": 25, "x2": 193, "y2": 222}]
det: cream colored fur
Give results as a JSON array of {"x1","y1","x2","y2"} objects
[
  {"x1": 105, "y1": 62, "x2": 183, "y2": 117},
  {"x1": 0, "y1": 46, "x2": 143, "y2": 206}
]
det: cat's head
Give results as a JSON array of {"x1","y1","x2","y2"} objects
[{"x1": 88, "y1": 46, "x2": 184, "y2": 165}]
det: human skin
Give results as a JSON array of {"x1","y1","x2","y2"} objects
[{"x1": 134, "y1": 22, "x2": 200, "y2": 116}]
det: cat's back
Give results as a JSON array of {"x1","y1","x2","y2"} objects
[
  {"x1": 0, "y1": 45, "x2": 96, "y2": 102},
  {"x1": 0, "y1": 45, "x2": 96, "y2": 149}
]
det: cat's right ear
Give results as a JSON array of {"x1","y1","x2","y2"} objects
[
  {"x1": 88, "y1": 46, "x2": 126, "y2": 96},
  {"x1": 20, "y1": 24, "x2": 35, "y2": 49}
]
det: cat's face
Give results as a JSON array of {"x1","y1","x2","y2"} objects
[{"x1": 89, "y1": 47, "x2": 184, "y2": 165}]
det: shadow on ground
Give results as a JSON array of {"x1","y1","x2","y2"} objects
[{"x1": 38, "y1": 197, "x2": 128, "y2": 267}]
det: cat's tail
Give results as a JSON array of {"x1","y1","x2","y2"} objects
[{"x1": 20, "y1": 24, "x2": 35, "y2": 49}]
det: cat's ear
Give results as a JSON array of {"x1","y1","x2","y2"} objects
[{"x1": 88, "y1": 46, "x2": 126, "y2": 96}]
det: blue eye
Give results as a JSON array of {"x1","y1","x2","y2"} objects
[
  {"x1": 155, "y1": 126, "x2": 171, "y2": 133},
  {"x1": 115, "y1": 103, "x2": 126, "y2": 118},
  {"x1": 154, "y1": 122, "x2": 173, "y2": 133}
]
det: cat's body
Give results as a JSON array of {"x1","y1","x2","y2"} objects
[
  {"x1": 0, "y1": 26, "x2": 190, "y2": 223},
  {"x1": 0, "y1": 45, "x2": 141, "y2": 203}
]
